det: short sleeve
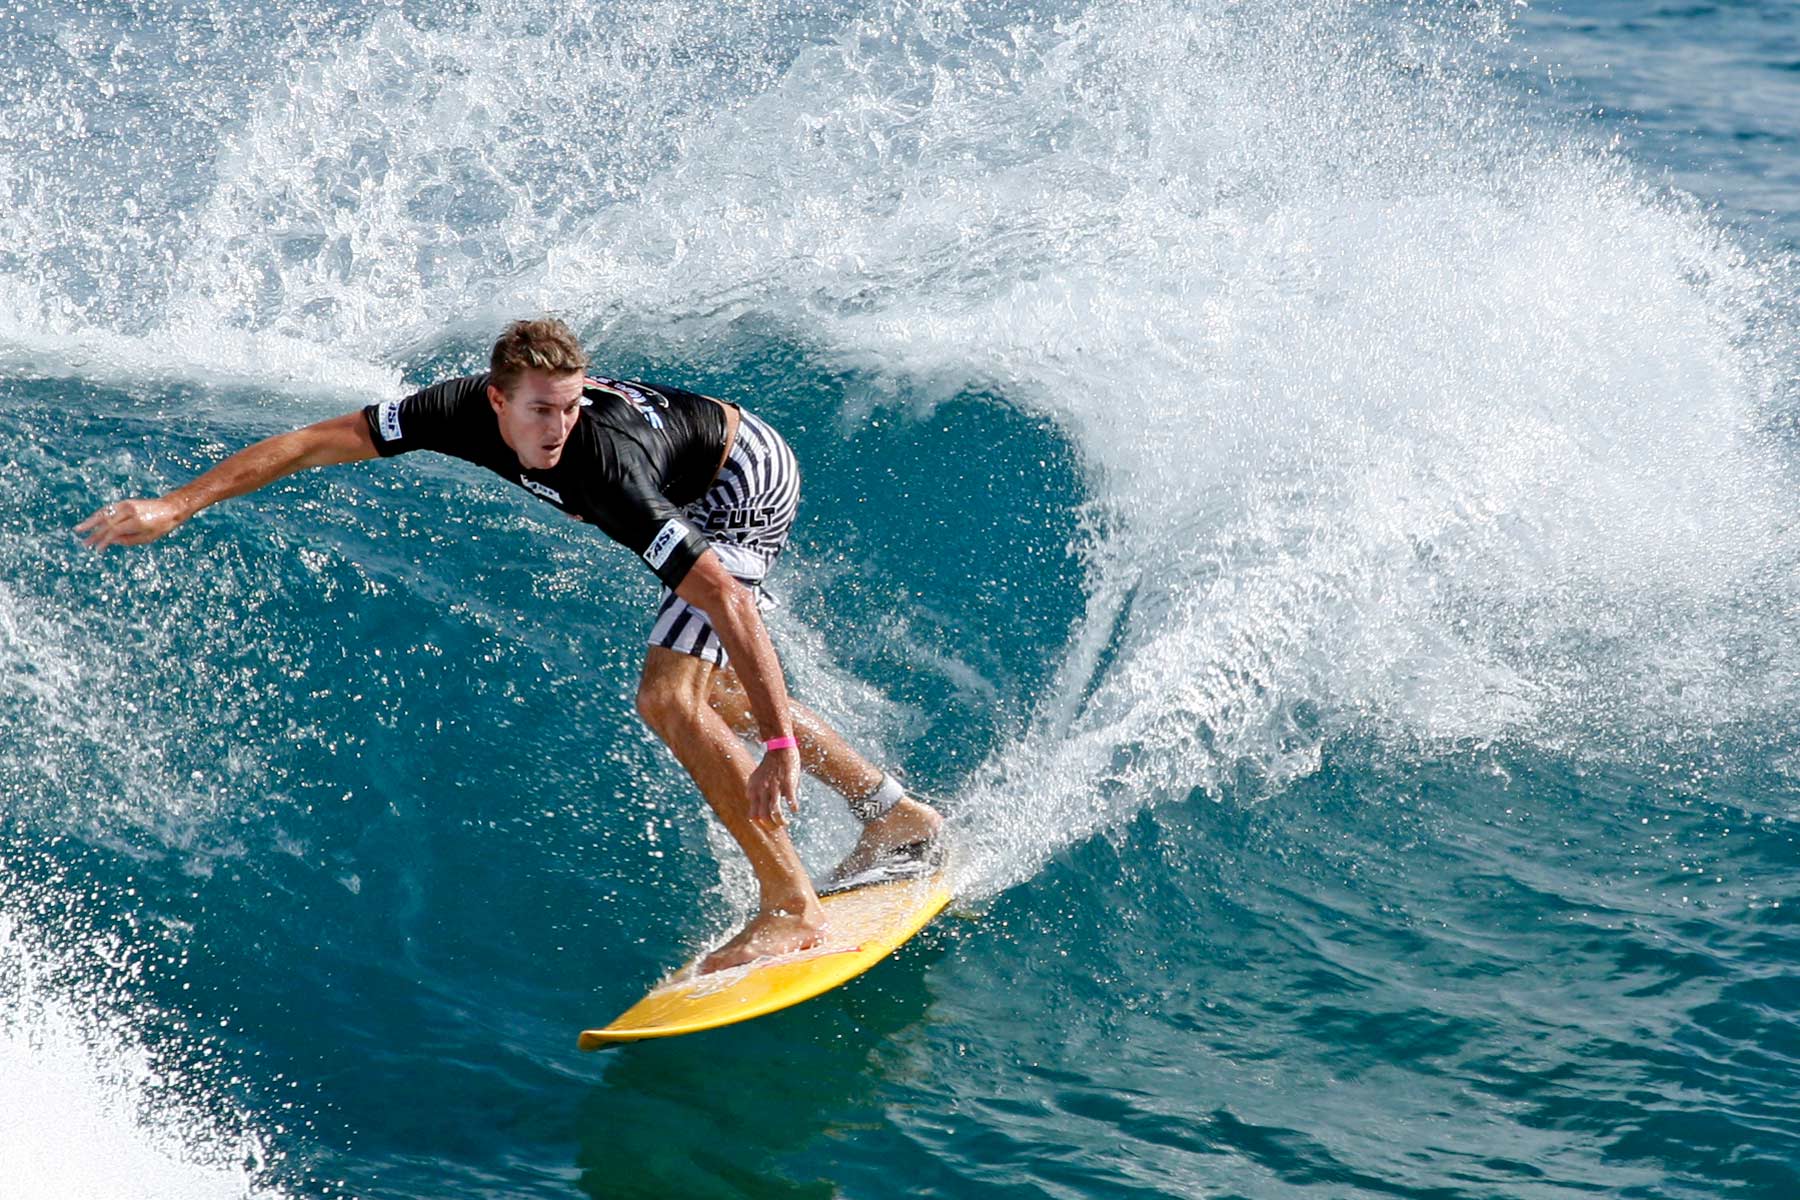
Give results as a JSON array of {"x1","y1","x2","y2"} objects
[
  {"x1": 635, "y1": 513, "x2": 713, "y2": 589},
  {"x1": 362, "y1": 375, "x2": 489, "y2": 458},
  {"x1": 585, "y1": 451, "x2": 714, "y2": 589}
]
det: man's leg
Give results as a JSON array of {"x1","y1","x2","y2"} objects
[
  {"x1": 636, "y1": 646, "x2": 825, "y2": 971},
  {"x1": 707, "y1": 668, "x2": 944, "y2": 873}
]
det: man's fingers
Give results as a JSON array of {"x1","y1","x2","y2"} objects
[
  {"x1": 77, "y1": 502, "x2": 131, "y2": 549},
  {"x1": 750, "y1": 789, "x2": 779, "y2": 827},
  {"x1": 85, "y1": 520, "x2": 127, "y2": 550},
  {"x1": 747, "y1": 764, "x2": 800, "y2": 828}
]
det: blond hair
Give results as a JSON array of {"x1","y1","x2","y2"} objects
[{"x1": 490, "y1": 318, "x2": 588, "y2": 390}]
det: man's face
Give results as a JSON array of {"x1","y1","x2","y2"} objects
[{"x1": 489, "y1": 369, "x2": 584, "y2": 470}]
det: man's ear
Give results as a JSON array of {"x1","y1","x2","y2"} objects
[{"x1": 487, "y1": 383, "x2": 506, "y2": 416}]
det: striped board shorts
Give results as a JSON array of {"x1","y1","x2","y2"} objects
[{"x1": 648, "y1": 408, "x2": 800, "y2": 667}]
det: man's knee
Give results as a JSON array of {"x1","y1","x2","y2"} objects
[
  {"x1": 635, "y1": 676, "x2": 690, "y2": 737},
  {"x1": 636, "y1": 649, "x2": 713, "y2": 738}
]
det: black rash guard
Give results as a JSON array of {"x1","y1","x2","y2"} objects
[{"x1": 361, "y1": 372, "x2": 730, "y2": 588}]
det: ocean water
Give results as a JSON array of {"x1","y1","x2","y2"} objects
[{"x1": 3, "y1": 0, "x2": 1798, "y2": 1197}]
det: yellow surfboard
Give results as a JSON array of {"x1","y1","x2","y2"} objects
[{"x1": 578, "y1": 869, "x2": 952, "y2": 1048}]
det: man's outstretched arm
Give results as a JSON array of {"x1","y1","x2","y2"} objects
[{"x1": 77, "y1": 411, "x2": 378, "y2": 550}]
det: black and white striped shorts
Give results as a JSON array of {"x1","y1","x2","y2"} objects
[{"x1": 648, "y1": 409, "x2": 800, "y2": 667}]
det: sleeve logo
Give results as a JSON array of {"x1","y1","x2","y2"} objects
[
  {"x1": 643, "y1": 518, "x2": 687, "y2": 569},
  {"x1": 377, "y1": 399, "x2": 403, "y2": 443}
]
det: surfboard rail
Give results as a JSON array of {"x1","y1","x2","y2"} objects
[{"x1": 579, "y1": 873, "x2": 951, "y2": 1048}]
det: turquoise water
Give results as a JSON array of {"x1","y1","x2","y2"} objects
[{"x1": 3, "y1": 1, "x2": 1799, "y2": 1197}]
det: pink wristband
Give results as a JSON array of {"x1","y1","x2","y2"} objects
[{"x1": 764, "y1": 735, "x2": 798, "y2": 752}]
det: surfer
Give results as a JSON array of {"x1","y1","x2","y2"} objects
[{"x1": 76, "y1": 318, "x2": 943, "y2": 972}]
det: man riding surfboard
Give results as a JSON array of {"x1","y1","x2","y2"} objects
[{"x1": 77, "y1": 318, "x2": 943, "y2": 972}]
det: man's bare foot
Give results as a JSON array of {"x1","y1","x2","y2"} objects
[
  {"x1": 830, "y1": 798, "x2": 945, "y2": 883},
  {"x1": 700, "y1": 905, "x2": 827, "y2": 974}
]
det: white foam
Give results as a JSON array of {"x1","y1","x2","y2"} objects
[
  {"x1": 0, "y1": 915, "x2": 282, "y2": 1200},
  {"x1": 508, "y1": 0, "x2": 1800, "y2": 892},
  {"x1": 0, "y1": 273, "x2": 398, "y2": 404}
]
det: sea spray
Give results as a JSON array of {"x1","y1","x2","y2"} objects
[
  {"x1": 0, "y1": 2, "x2": 1796, "y2": 1194},
  {"x1": 0, "y1": 852, "x2": 282, "y2": 1200}
]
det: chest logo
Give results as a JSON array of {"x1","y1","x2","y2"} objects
[
  {"x1": 586, "y1": 377, "x2": 668, "y2": 431},
  {"x1": 520, "y1": 476, "x2": 563, "y2": 505}
]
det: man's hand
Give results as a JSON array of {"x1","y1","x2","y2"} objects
[
  {"x1": 747, "y1": 746, "x2": 802, "y2": 827},
  {"x1": 74, "y1": 412, "x2": 378, "y2": 552},
  {"x1": 75, "y1": 497, "x2": 187, "y2": 550}
]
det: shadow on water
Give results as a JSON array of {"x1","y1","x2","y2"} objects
[{"x1": 572, "y1": 935, "x2": 953, "y2": 1200}]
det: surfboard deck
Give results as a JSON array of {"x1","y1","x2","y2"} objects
[{"x1": 578, "y1": 868, "x2": 951, "y2": 1049}]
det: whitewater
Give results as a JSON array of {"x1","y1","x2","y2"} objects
[{"x1": 2, "y1": 0, "x2": 1797, "y2": 1196}]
